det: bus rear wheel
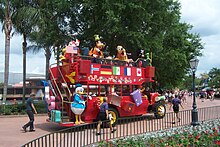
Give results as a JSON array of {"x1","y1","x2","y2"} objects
[{"x1": 108, "y1": 108, "x2": 119, "y2": 127}]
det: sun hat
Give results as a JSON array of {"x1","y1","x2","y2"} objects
[{"x1": 30, "y1": 93, "x2": 36, "y2": 97}]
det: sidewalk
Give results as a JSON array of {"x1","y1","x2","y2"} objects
[{"x1": 0, "y1": 97, "x2": 220, "y2": 147}]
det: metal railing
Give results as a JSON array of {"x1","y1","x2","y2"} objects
[{"x1": 21, "y1": 106, "x2": 220, "y2": 147}]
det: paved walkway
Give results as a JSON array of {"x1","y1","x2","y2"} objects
[{"x1": 0, "y1": 97, "x2": 220, "y2": 147}]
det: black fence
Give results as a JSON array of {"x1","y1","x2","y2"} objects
[{"x1": 21, "y1": 106, "x2": 220, "y2": 147}]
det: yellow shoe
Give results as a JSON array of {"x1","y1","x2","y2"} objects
[
  {"x1": 75, "y1": 121, "x2": 80, "y2": 125},
  {"x1": 80, "y1": 121, "x2": 85, "y2": 124}
]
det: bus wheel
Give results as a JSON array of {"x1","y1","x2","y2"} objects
[
  {"x1": 154, "y1": 103, "x2": 166, "y2": 119},
  {"x1": 108, "y1": 108, "x2": 119, "y2": 127}
]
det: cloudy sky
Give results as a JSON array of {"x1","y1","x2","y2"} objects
[{"x1": 0, "y1": 0, "x2": 220, "y2": 76}]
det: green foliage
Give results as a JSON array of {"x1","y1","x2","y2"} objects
[
  {"x1": 208, "y1": 68, "x2": 220, "y2": 88},
  {"x1": 34, "y1": 100, "x2": 47, "y2": 114},
  {"x1": 100, "y1": 128, "x2": 220, "y2": 146},
  {"x1": 1, "y1": 0, "x2": 204, "y2": 89},
  {"x1": 69, "y1": 0, "x2": 204, "y2": 89},
  {"x1": 0, "y1": 100, "x2": 47, "y2": 115},
  {"x1": 0, "y1": 83, "x2": 3, "y2": 88},
  {"x1": 0, "y1": 103, "x2": 26, "y2": 115}
]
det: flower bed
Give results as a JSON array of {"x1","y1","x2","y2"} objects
[{"x1": 98, "y1": 119, "x2": 220, "y2": 146}]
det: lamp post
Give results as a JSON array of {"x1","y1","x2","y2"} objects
[{"x1": 189, "y1": 58, "x2": 199, "y2": 126}]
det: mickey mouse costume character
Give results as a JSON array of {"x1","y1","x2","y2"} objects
[{"x1": 71, "y1": 84, "x2": 86, "y2": 125}]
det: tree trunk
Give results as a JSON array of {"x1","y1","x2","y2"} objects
[
  {"x1": 45, "y1": 47, "x2": 51, "y2": 80},
  {"x1": 3, "y1": 33, "x2": 11, "y2": 104},
  {"x1": 22, "y1": 33, "x2": 27, "y2": 104},
  {"x1": 3, "y1": 1, "x2": 12, "y2": 104}
]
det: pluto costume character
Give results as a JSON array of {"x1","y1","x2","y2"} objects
[
  {"x1": 115, "y1": 45, "x2": 133, "y2": 62},
  {"x1": 71, "y1": 84, "x2": 86, "y2": 125}
]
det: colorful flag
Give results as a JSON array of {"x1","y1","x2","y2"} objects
[
  {"x1": 90, "y1": 64, "x2": 100, "y2": 74},
  {"x1": 124, "y1": 67, "x2": 131, "y2": 76},
  {"x1": 66, "y1": 46, "x2": 79, "y2": 54},
  {"x1": 113, "y1": 66, "x2": 120, "y2": 75},
  {"x1": 137, "y1": 68, "x2": 142, "y2": 76},
  {"x1": 100, "y1": 65, "x2": 112, "y2": 75}
]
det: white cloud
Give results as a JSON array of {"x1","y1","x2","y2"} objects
[
  {"x1": 1, "y1": 0, "x2": 220, "y2": 77},
  {"x1": 180, "y1": 0, "x2": 220, "y2": 75}
]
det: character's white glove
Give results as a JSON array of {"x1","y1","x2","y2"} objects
[
  {"x1": 96, "y1": 48, "x2": 100, "y2": 52},
  {"x1": 80, "y1": 101, "x2": 85, "y2": 106},
  {"x1": 88, "y1": 96, "x2": 92, "y2": 100},
  {"x1": 93, "y1": 54, "x2": 98, "y2": 57},
  {"x1": 108, "y1": 113, "x2": 113, "y2": 120}
]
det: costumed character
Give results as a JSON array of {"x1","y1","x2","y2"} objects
[
  {"x1": 68, "y1": 39, "x2": 80, "y2": 56},
  {"x1": 89, "y1": 35, "x2": 104, "y2": 58},
  {"x1": 114, "y1": 45, "x2": 133, "y2": 62},
  {"x1": 145, "y1": 53, "x2": 152, "y2": 66},
  {"x1": 59, "y1": 47, "x2": 69, "y2": 65},
  {"x1": 61, "y1": 39, "x2": 80, "y2": 84},
  {"x1": 60, "y1": 39, "x2": 80, "y2": 63},
  {"x1": 71, "y1": 84, "x2": 86, "y2": 125}
]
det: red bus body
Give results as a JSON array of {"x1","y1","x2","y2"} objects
[{"x1": 47, "y1": 55, "x2": 162, "y2": 127}]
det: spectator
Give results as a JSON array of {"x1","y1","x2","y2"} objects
[
  {"x1": 96, "y1": 97, "x2": 116, "y2": 135},
  {"x1": 22, "y1": 93, "x2": 37, "y2": 132},
  {"x1": 170, "y1": 94, "x2": 184, "y2": 124}
]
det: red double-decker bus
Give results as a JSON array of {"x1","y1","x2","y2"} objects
[{"x1": 46, "y1": 54, "x2": 166, "y2": 127}]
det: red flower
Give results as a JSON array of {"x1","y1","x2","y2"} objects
[
  {"x1": 195, "y1": 134, "x2": 201, "y2": 140},
  {"x1": 213, "y1": 128, "x2": 217, "y2": 132},
  {"x1": 214, "y1": 140, "x2": 220, "y2": 145}
]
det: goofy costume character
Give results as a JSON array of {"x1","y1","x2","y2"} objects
[
  {"x1": 71, "y1": 84, "x2": 86, "y2": 125},
  {"x1": 89, "y1": 35, "x2": 104, "y2": 58}
]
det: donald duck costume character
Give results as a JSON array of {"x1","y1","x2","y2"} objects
[{"x1": 71, "y1": 84, "x2": 86, "y2": 125}]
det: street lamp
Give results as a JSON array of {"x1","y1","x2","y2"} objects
[{"x1": 189, "y1": 58, "x2": 199, "y2": 126}]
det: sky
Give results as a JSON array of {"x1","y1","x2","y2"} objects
[{"x1": 0, "y1": 0, "x2": 220, "y2": 76}]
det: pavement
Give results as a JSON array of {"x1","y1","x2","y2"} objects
[{"x1": 0, "y1": 96, "x2": 220, "y2": 147}]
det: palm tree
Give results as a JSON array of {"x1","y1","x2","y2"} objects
[
  {"x1": 13, "y1": 3, "x2": 35, "y2": 103},
  {"x1": 0, "y1": 0, "x2": 13, "y2": 104}
]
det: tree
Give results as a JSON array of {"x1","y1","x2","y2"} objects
[
  {"x1": 208, "y1": 68, "x2": 220, "y2": 88},
  {"x1": 12, "y1": 1, "x2": 35, "y2": 103},
  {"x1": 69, "y1": 0, "x2": 203, "y2": 88},
  {"x1": 0, "y1": 0, "x2": 14, "y2": 103},
  {"x1": 23, "y1": 0, "x2": 71, "y2": 79}
]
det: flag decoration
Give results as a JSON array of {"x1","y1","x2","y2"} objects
[
  {"x1": 66, "y1": 46, "x2": 79, "y2": 54},
  {"x1": 137, "y1": 68, "x2": 142, "y2": 76},
  {"x1": 90, "y1": 64, "x2": 100, "y2": 74},
  {"x1": 113, "y1": 66, "x2": 120, "y2": 75},
  {"x1": 100, "y1": 65, "x2": 112, "y2": 75},
  {"x1": 130, "y1": 89, "x2": 143, "y2": 106},
  {"x1": 124, "y1": 67, "x2": 131, "y2": 76},
  {"x1": 73, "y1": 47, "x2": 79, "y2": 54}
]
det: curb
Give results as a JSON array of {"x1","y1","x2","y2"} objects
[{"x1": 0, "y1": 113, "x2": 48, "y2": 118}]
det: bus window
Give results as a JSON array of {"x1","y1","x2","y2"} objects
[
  {"x1": 88, "y1": 85, "x2": 98, "y2": 96},
  {"x1": 100, "y1": 85, "x2": 110, "y2": 96},
  {"x1": 132, "y1": 85, "x2": 139, "y2": 92},
  {"x1": 100, "y1": 85, "x2": 105, "y2": 96},
  {"x1": 114, "y1": 85, "x2": 121, "y2": 96},
  {"x1": 122, "y1": 85, "x2": 130, "y2": 96}
]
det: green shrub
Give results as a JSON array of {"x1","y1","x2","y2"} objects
[{"x1": 0, "y1": 100, "x2": 47, "y2": 115}]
